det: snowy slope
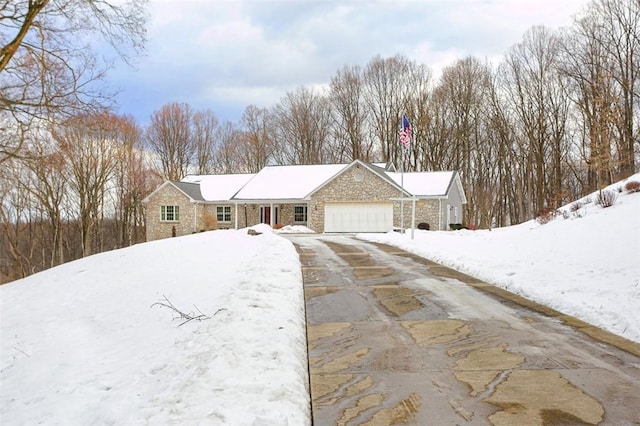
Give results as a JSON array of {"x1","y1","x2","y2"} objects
[
  {"x1": 0, "y1": 225, "x2": 310, "y2": 425},
  {"x1": 359, "y1": 174, "x2": 640, "y2": 344}
]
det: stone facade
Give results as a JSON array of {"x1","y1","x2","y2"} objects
[
  {"x1": 144, "y1": 163, "x2": 465, "y2": 241},
  {"x1": 144, "y1": 183, "x2": 312, "y2": 241},
  {"x1": 309, "y1": 163, "x2": 402, "y2": 233},
  {"x1": 145, "y1": 184, "x2": 199, "y2": 241},
  {"x1": 308, "y1": 164, "x2": 457, "y2": 232},
  {"x1": 401, "y1": 199, "x2": 442, "y2": 231}
]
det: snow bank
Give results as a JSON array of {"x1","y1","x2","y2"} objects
[{"x1": 0, "y1": 228, "x2": 310, "y2": 425}]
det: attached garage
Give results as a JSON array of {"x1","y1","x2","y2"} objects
[{"x1": 324, "y1": 202, "x2": 393, "y2": 233}]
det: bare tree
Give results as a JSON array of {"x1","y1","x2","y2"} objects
[
  {"x1": 0, "y1": 0, "x2": 147, "y2": 164},
  {"x1": 433, "y1": 57, "x2": 493, "y2": 225},
  {"x1": 273, "y1": 86, "x2": 331, "y2": 165},
  {"x1": 363, "y1": 55, "x2": 416, "y2": 165},
  {"x1": 502, "y1": 26, "x2": 571, "y2": 213},
  {"x1": 561, "y1": 12, "x2": 619, "y2": 190},
  {"x1": 213, "y1": 121, "x2": 244, "y2": 173},
  {"x1": 193, "y1": 109, "x2": 219, "y2": 174},
  {"x1": 0, "y1": 159, "x2": 36, "y2": 279},
  {"x1": 113, "y1": 114, "x2": 154, "y2": 247},
  {"x1": 239, "y1": 105, "x2": 273, "y2": 172},
  {"x1": 146, "y1": 102, "x2": 195, "y2": 180},
  {"x1": 589, "y1": 0, "x2": 639, "y2": 177},
  {"x1": 52, "y1": 111, "x2": 120, "y2": 257},
  {"x1": 23, "y1": 136, "x2": 69, "y2": 267},
  {"x1": 402, "y1": 61, "x2": 433, "y2": 172},
  {"x1": 329, "y1": 65, "x2": 373, "y2": 162}
]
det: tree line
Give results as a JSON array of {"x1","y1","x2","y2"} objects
[
  {"x1": 148, "y1": 0, "x2": 638, "y2": 226},
  {"x1": 1, "y1": 0, "x2": 638, "y2": 283}
]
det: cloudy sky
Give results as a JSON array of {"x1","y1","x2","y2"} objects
[{"x1": 110, "y1": 0, "x2": 593, "y2": 126}]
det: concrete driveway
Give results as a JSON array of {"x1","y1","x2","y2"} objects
[{"x1": 285, "y1": 234, "x2": 640, "y2": 426}]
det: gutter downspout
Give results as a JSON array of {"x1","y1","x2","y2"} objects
[
  {"x1": 193, "y1": 202, "x2": 198, "y2": 233},
  {"x1": 438, "y1": 199, "x2": 442, "y2": 231}
]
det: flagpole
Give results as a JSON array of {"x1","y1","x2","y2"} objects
[
  {"x1": 400, "y1": 114, "x2": 405, "y2": 234},
  {"x1": 400, "y1": 140, "x2": 404, "y2": 233},
  {"x1": 398, "y1": 114, "x2": 411, "y2": 235}
]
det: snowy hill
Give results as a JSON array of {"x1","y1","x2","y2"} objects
[
  {"x1": 360, "y1": 173, "x2": 640, "y2": 344},
  {"x1": 0, "y1": 225, "x2": 310, "y2": 425}
]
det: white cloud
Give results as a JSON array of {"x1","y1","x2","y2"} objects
[{"x1": 111, "y1": 0, "x2": 593, "y2": 125}]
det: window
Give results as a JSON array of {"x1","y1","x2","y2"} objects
[
  {"x1": 294, "y1": 205, "x2": 307, "y2": 223},
  {"x1": 216, "y1": 205, "x2": 232, "y2": 222},
  {"x1": 161, "y1": 205, "x2": 179, "y2": 222}
]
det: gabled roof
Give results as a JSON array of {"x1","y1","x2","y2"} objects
[
  {"x1": 386, "y1": 171, "x2": 456, "y2": 197},
  {"x1": 198, "y1": 173, "x2": 256, "y2": 201},
  {"x1": 372, "y1": 162, "x2": 397, "y2": 172},
  {"x1": 145, "y1": 162, "x2": 464, "y2": 204},
  {"x1": 308, "y1": 160, "x2": 407, "y2": 198},
  {"x1": 233, "y1": 164, "x2": 348, "y2": 200},
  {"x1": 142, "y1": 180, "x2": 204, "y2": 203},
  {"x1": 172, "y1": 181, "x2": 205, "y2": 201}
]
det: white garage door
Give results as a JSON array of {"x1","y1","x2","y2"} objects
[{"x1": 324, "y1": 203, "x2": 393, "y2": 233}]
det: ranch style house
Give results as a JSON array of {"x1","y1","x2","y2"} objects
[{"x1": 142, "y1": 160, "x2": 467, "y2": 241}]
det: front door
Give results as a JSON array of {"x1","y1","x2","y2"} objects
[{"x1": 260, "y1": 206, "x2": 279, "y2": 226}]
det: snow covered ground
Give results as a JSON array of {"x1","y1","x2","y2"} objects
[
  {"x1": 359, "y1": 174, "x2": 640, "y2": 344},
  {"x1": 1, "y1": 175, "x2": 638, "y2": 425},
  {"x1": 1, "y1": 224, "x2": 310, "y2": 425}
]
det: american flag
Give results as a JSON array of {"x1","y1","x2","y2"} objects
[{"x1": 398, "y1": 115, "x2": 411, "y2": 148}]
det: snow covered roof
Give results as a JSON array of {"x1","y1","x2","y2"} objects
[
  {"x1": 155, "y1": 163, "x2": 461, "y2": 203},
  {"x1": 233, "y1": 164, "x2": 348, "y2": 200},
  {"x1": 181, "y1": 175, "x2": 206, "y2": 184},
  {"x1": 197, "y1": 173, "x2": 256, "y2": 201},
  {"x1": 386, "y1": 171, "x2": 456, "y2": 197}
]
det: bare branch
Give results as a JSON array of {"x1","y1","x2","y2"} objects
[{"x1": 151, "y1": 294, "x2": 223, "y2": 327}]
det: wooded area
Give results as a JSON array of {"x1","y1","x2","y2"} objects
[{"x1": 1, "y1": 0, "x2": 638, "y2": 283}]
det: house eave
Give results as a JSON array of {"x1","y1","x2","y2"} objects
[
  {"x1": 231, "y1": 198, "x2": 309, "y2": 204},
  {"x1": 390, "y1": 195, "x2": 448, "y2": 203}
]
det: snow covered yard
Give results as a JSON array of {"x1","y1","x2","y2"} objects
[
  {"x1": 2, "y1": 176, "x2": 639, "y2": 425},
  {"x1": 1, "y1": 224, "x2": 310, "y2": 425},
  {"x1": 359, "y1": 174, "x2": 640, "y2": 344}
]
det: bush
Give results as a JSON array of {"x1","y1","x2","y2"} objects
[
  {"x1": 202, "y1": 214, "x2": 218, "y2": 231},
  {"x1": 596, "y1": 189, "x2": 617, "y2": 208},
  {"x1": 535, "y1": 208, "x2": 558, "y2": 224},
  {"x1": 624, "y1": 180, "x2": 640, "y2": 194},
  {"x1": 417, "y1": 222, "x2": 430, "y2": 230},
  {"x1": 569, "y1": 201, "x2": 583, "y2": 212},
  {"x1": 449, "y1": 223, "x2": 464, "y2": 230}
]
